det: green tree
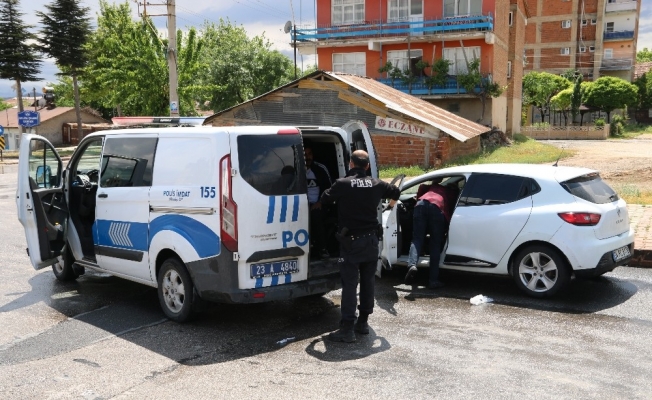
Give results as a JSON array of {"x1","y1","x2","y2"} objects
[
  {"x1": 37, "y1": 0, "x2": 92, "y2": 139},
  {"x1": 0, "y1": 0, "x2": 42, "y2": 123},
  {"x1": 551, "y1": 88, "x2": 572, "y2": 125},
  {"x1": 424, "y1": 58, "x2": 451, "y2": 94},
  {"x1": 197, "y1": 19, "x2": 294, "y2": 112},
  {"x1": 458, "y1": 58, "x2": 503, "y2": 122},
  {"x1": 583, "y1": 76, "x2": 638, "y2": 123},
  {"x1": 522, "y1": 71, "x2": 572, "y2": 124},
  {"x1": 637, "y1": 47, "x2": 652, "y2": 62},
  {"x1": 633, "y1": 70, "x2": 652, "y2": 119}
]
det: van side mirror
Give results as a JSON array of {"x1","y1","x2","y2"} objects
[{"x1": 36, "y1": 165, "x2": 52, "y2": 188}]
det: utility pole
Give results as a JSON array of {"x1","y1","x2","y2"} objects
[
  {"x1": 135, "y1": 0, "x2": 179, "y2": 116},
  {"x1": 167, "y1": 0, "x2": 179, "y2": 117}
]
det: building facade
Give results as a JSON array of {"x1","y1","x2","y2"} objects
[
  {"x1": 293, "y1": 0, "x2": 529, "y2": 136},
  {"x1": 524, "y1": 0, "x2": 640, "y2": 81}
]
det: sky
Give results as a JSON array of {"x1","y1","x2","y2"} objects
[
  {"x1": 0, "y1": 0, "x2": 317, "y2": 98},
  {"x1": 1, "y1": 0, "x2": 651, "y2": 99}
]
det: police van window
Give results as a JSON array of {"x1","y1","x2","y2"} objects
[
  {"x1": 237, "y1": 135, "x2": 307, "y2": 196},
  {"x1": 100, "y1": 137, "x2": 157, "y2": 188}
]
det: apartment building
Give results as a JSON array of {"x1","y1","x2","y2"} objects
[
  {"x1": 292, "y1": 0, "x2": 529, "y2": 135},
  {"x1": 524, "y1": 0, "x2": 640, "y2": 81}
]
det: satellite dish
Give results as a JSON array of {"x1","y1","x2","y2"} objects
[{"x1": 283, "y1": 20, "x2": 292, "y2": 34}]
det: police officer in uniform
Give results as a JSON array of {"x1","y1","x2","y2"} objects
[{"x1": 321, "y1": 150, "x2": 400, "y2": 342}]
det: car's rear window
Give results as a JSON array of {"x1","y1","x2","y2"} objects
[
  {"x1": 237, "y1": 134, "x2": 307, "y2": 196},
  {"x1": 561, "y1": 173, "x2": 618, "y2": 204}
]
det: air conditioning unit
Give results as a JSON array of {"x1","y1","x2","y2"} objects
[
  {"x1": 560, "y1": 47, "x2": 570, "y2": 55},
  {"x1": 562, "y1": 20, "x2": 571, "y2": 28}
]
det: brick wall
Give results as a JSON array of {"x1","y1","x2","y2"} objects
[
  {"x1": 540, "y1": 21, "x2": 573, "y2": 43},
  {"x1": 541, "y1": 0, "x2": 573, "y2": 15},
  {"x1": 369, "y1": 132, "x2": 479, "y2": 168},
  {"x1": 540, "y1": 47, "x2": 572, "y2": 70}
]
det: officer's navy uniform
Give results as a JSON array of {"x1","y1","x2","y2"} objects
[{"x1": 321, "y1": 167, "x2": 400, "y2": 327}]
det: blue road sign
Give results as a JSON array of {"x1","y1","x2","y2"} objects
[
  {"x1": 0, "y1": 125, "x2": 4, "y2": 135},
  {"x1": 18, "y1": 111, "x2": 40, "y2": 128}
]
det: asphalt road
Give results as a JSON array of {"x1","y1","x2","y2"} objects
[{"x1": 1, "y1": 164, "x2": 652, "y2": 399}]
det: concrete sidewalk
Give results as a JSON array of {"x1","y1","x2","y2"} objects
[{"x1": 628, "y1": 204, "x2": 652, "y2": 268}]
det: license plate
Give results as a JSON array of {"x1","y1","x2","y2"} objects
[
  {"x1": 612, "y1": 245, "x2": 631, "y2": 262},
  {"x1": 250, "y1": 259, "x2": 299, "y2": 278}
]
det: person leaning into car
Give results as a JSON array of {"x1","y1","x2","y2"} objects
[
  {"x1": 320, "y1": 150, "x2": 400, "y2": 343},
  {"x1": 404, "y1": 176, "x2": 459, "y2": 289}
]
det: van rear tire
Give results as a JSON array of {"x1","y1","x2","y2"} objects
[{"x1": 157, "y1": 258, "x2": 195, "y2": 322}]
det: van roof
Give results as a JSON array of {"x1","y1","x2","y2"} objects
[{"x1": 85, "y1": 125, "x2": 340, "y2": 139}]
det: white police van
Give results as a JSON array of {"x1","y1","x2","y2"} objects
[{"x1": 17, "y1": 123, "x2": 380, "y2": 322}]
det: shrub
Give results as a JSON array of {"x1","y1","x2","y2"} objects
[{"x1": 594, "y1": 118, "x2": 605, "y2": 128}]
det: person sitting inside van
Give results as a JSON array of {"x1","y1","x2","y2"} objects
[{"x1": 304, "y1": 145, "x2": 332, "y2": 259}]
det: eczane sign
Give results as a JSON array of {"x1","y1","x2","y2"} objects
[{"x1": 374, "y1": 116, "x2": 438, "y2": 138}]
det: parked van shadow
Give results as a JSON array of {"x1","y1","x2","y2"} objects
[
  {"x1": 379, "y1": 267, "x2": 638, "y2": 315},
  {"x1": 1, "y1": 269, "x2": 353, "y2": 366}
]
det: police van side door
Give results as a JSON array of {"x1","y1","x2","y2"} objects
[
  {"x1": 16, "y1": 134, "x2": 67, "y2": 270},
  {"x1": 341, "y1": 121, "x2": 378, "y2": 178},
  {"x1": 94, "y1": 134, "x2": 158, "y2": 281}
]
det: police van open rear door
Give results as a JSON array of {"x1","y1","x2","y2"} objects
[
  {"x1": 16, "y1": 134, "x2": 67, "y2": 270},
  {"x1": 341, "y1": 121, "x2": 377, "y2": 178}
]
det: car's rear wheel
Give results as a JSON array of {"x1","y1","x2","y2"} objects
[
  {"x1": 52, "y1": 246, "x2": 79, "y2": 282},
  {"x1": 513, "y1": 245, "x2": 569, "y2": 298},
  {"x1": 157, "y1": 258, "x2": 195, "y2": 322}
]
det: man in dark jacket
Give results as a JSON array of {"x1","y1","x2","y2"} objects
[
  {"x1": 321, "y1": 150, "x2": 400, "y2": 343},
  {"x1": 305, "y1": 145, "x2": 332, "y2": 259}
]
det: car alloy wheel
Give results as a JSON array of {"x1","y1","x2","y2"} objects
[{"x1": 513, "y1": 245, "x2": 569, "y2": 298}]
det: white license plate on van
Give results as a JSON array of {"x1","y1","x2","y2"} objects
[
  {"x1": 250, "y1": 259, "x2": 299, "y2": 278},
  {"x1": 612, "y1": 245, "x2": 631, "y2": 262}
]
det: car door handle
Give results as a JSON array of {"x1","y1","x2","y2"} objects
[{"x1": 98, "y1": 193, "x2": 108, "y2": 198}]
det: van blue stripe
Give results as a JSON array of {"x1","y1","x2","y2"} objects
[
  {"x1": 280, "y1": 196, "x2": 288, "y2": 222},
  {"x1": 255, "y1": 278, "x2": 263, "y2": 288},
  {"x1": 271, "y1": 275, "x2": 279, "y2": 286},
  {"x1": 292, "y1": 195, "x2": 299, "y2": 222},
  {"x1": 285, "y1": 274, "x2": 292, "y2": 284},
  {"x1": 266, "y1": 196, "x2": 275, "y2": 224}
]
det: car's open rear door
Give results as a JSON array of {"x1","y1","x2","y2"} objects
[
  {"x1": 379, "y1": 174, "x2": 405, "y2": 277},
  {"x1": 16, "y1": 134, "x2": 67, "y2": 270}
]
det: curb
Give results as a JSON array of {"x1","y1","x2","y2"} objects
[{"x1": 629, "y1": 249, "x2": 652, "y2": 269}]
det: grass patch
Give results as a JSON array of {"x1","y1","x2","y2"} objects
[
  {"x1": 379, "y1": 134, "x2": 575, "y2": 179},
  {"x1": 611, "y1": 184, "x2": 652, "y2": 205},
  {"x1": 613, "y1": 123, "x2": 652, "y2": 139}
]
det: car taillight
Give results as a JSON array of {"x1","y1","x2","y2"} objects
[
  {"x1": 558, "y1": 212, "x2": 601, "y2": 226},
  {"x1": 220, "y1": 155, "x2": 238, "y2": 252}
]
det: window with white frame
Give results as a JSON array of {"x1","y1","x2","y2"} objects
[
  {"x1": 443, "y1": 0, "x2": 482, "y2": 18},
  {"x1": 387, "y1": 49, "x2": 424, "y2": 72},
  {"x1": 580, "y1": 46, "x2": 586, "y2": 53},
  {"x1": 560, "y1": 47, "x2": 570, "y2": 55},
  {"x1": 332, "y1": 0, "x2": 365, "y2": 26},
  {"x1": 509, "y1": 12, "x2": 513, "y2": 26},
  {"x1": 443, "y1": 46, "x2": 480, "y2": 74},
  {"x1": 388, "y1": 0, "x2": 423, "y2": 23},
  {"x1": 606, "y1": 22, "x2": 615, "y2": 33},
  {"x1": 589, "y1": 46, "x2": 595, "y2": 52},
  {"x1": 591, "y1": 18, "x2": 597, "y2": 25},
  {"x1": 507, "y1": 61, "x2": 512, "y2": 78},
  {"x1": 332, "y1": 52, "x2": 366, "y2": 75},
  {"x1": 581, "y1": 19, "x2": 588, "y2": 26},
  {"x1": 562, "y1": 20, "x2": 571, "y2": 28},
  {"x1": 604, "y1": 48, "x2": 613, "y2": 59}
]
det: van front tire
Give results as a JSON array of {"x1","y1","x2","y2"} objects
[
  {"x1": 157, "y1": 258, "x2": 195, "y2": 322},
  {"x1": 52, "y1": 246, "x2": 79, "y2": 282}
]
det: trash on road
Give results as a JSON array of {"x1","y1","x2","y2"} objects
[
  {"x1": 276, "y1": 337, "x2": 296, "y2": 346},
  {"x1": 470, "y1": 294, "x2": 493, "y2": 305}
]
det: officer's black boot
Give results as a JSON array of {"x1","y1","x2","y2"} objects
[
  {"x1": 328, "y1": 320, "x2": 356, "y2": 343},
  {"x1": 354, "y1": 314, "x2": 370, "y2": 335}
]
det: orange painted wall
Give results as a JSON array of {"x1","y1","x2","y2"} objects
[{"x1": 316, "y1": 0, "x2": 498, "y2": 26}]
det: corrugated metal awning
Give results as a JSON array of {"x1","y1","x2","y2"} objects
[{"x1": 326, "y1": 72, "x2": 490, "y2": 142}]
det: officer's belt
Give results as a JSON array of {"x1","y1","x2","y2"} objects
[{"x1": 349, "y1": 231, "x2": 376, "y2": 240}]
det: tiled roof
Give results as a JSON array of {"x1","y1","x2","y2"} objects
[{"x1": 634, "y1": 61, "x2": 652, "y2": 80}]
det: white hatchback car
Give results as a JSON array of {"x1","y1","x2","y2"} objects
[{"x1": 380, "y1": 164, "x2": 634, "y2": 297}]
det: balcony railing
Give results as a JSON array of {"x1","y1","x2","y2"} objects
[
  {"x1": 604, "y1": 30, "x2": 635, "y2": 40},
  {"x1": 606, "y1": 0, "x2": 638, "y2": 13},
  {"x1": 600, "y1": 58, "x2": 633, "y2": 70},
  {"x1": 375, "y1": 76, "x2": 483, "y2": 96},
  {"x1": 292, "y1": 14, "x2": 493, "y2": 42}
]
